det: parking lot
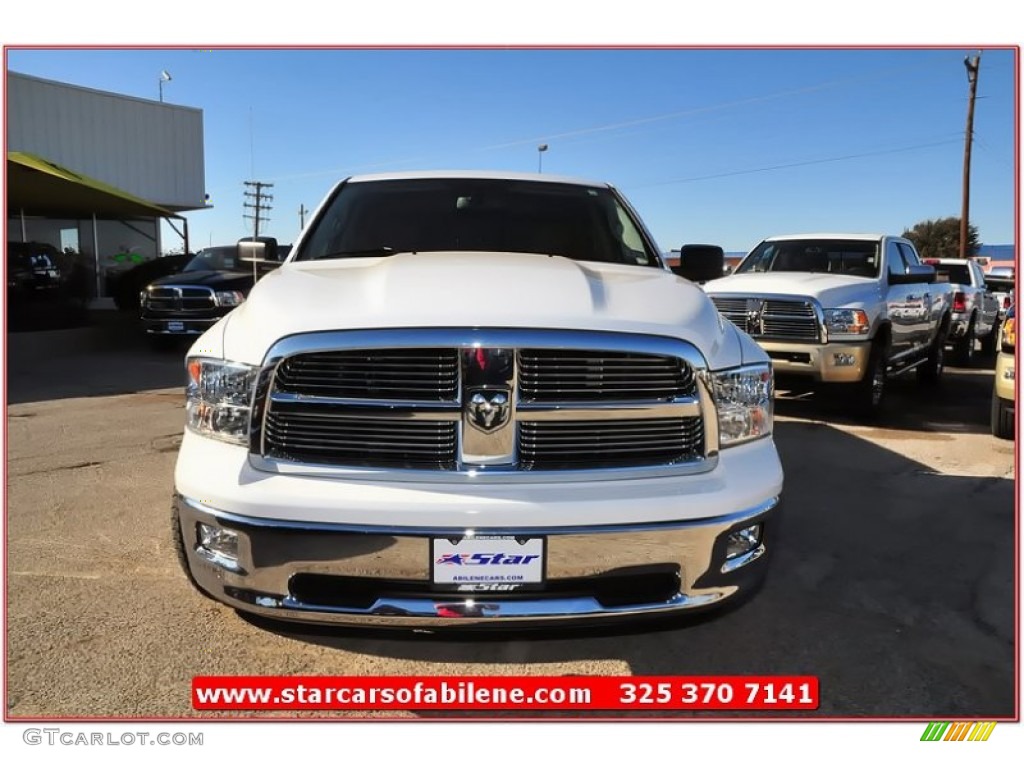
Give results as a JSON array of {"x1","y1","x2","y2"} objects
[{"x1": 5, "y1": 316, "x2": 1016, "y2": 718}]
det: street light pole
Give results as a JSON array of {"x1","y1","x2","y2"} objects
[
  {"x1": 537, "y1": 143, "x2": 549, "y2": 173},
  {"x1": 159, "y1": 70, "x2": 172, "y2": 103}
]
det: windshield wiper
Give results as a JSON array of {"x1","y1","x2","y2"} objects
[{"x1": 311, "y1": 247, "x2": 402, "y2": 260}]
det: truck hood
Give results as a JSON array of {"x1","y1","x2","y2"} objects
[
  {"x1": 149, "y1": 269, "x2": 258, "y2": 292},
  {"x1": 216, "y1": 252, "x2": 746, "y2": 369},
  {"x1": 705, "y1": 271, "x2": 883, "y2": 309}
]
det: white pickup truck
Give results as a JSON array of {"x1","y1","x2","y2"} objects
[
  {"x1": 172, "y1": 171, "x2": 783, "y2": 628},
  {"x1": 922, "y1": 257, "x2": 1000, "y2": 365},
  {"x1": 705, "y1": 233, "x2": 952, "y2": 415}
]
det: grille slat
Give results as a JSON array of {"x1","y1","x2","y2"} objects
[
  {"x1": 519, "y1": 418, "x2": 704, "y2": 470},
  {"x1": 275, "y1": 349, "x2": 459, "y2": 401},
  {"x1": 145, "y1": 286, "x2": 217, "y2": 311},
  {"x1": 711, "y1": 296, "x2": 820, "y2": 341},
  {"x1": 260, "y1": 343, "x2": 707, "y2": 472},
  {"x1": 519, "y1": 350, "x2": 694, "y2": 401},
  {"x1": 264, "y1": 405, "x2": 457, "y2": 469}
]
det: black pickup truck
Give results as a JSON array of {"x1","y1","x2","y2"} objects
[{"x1": 140, "y1": 242, "x2": 289, "y2": 343}]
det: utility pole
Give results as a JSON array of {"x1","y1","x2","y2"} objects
[
  {"x1": 299, "y1": 204, "x2": 309, "y2": 230},
  {"x1": 243, "y1": 181, "x2": 274, "y2": 239},
  {"x1": 960, "y1": 53, "x2": 981, "y2": 260}
]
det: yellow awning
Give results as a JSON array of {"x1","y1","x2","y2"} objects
[{"x1": 7, "y1": 151, "x2": 176, "y2": 219}]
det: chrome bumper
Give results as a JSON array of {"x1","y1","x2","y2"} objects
[
  {"x1": 174, "y1": 494, "x2": 779, "y2": 628},
  {"x1": 763, "y1": 340, "x2": 870, "y2": 383},
  {"x1": 143, "y1": 317, "x2": 220, "y2": 335}
]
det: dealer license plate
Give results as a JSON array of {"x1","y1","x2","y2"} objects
[
  {"x1": 431, "y1": 536, "x2": 545, "y2": 592},
  {"x1": 166, "y1": 321, "x2": 185, "y2": 332}
]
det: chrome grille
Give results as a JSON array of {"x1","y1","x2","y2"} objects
[
  {"x1": 519, "y1": 350, "x2": 694, "y2": 401},
  {"x1": 711, "y1": 296, "x2": 820, "y2": 342},
  {"x1": 520, "y1": 418, "x2": 704, "y2": 470},
  {"x1": 144, "y1": 285, "x2": 216, "y2": 311},
  {"x1": 264, "y1": 403, "x2": 457, "y2": 469},
  {"x1": 253, "y1": 330, "x2": 714, "y2": 477},
  {"x1": 275, "y1": 349, "x2": 459, "y2": 401}
]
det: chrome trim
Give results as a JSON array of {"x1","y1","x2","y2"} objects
[
  {"x1": 143, "y1": 284, "x2": 218, "y2": 310},
  {"x1": 248, "y1": 328, "x2": 719, "y2": 482},
  {"x1": 516, "y1": 398, "x2": 701, "y2": 421},
  {"x1": 177, "y1": 494, "x2": 778, "y2": 626},
  {"x1": 709, "y1": 292, "x2": 828, "y2": 343},
  {"x1": 247, "y1": 452, "x2": 719, "y2": 482},
  {"x1": 146, "y1": 326, "x2": 212, "y2": 336},
  {"x1": 460, "y1": 347, "x2": 516, "y2": 466},
  {"x1": 267, "y1": 393, "x2": 462, "y2": 421},
  {"x1": 181, "y1": 494, "x2": 779, "y2": 536},
  {"x1": 721, "y1": 544, "x2": 766, "y2": 574}
]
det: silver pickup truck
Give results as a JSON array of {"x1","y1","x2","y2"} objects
[
  {"x1": 705, "y1": 233, "x2": 952, "y2": 416},
  {"x1": 923, "y1": 258, "x2": 1000, "y2": 365}
]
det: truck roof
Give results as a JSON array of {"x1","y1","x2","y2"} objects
[
  {"x1": 763, "y1": 233, "x2": 888, "y2": 242},
  {"x1": 344, "y1": 170, "x2": 613, "y2": 188}
]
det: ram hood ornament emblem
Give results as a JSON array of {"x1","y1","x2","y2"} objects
[{"x1": 467, "y1": 389, "x2": 511, "y2": 433}]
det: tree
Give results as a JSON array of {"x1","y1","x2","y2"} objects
[{"x1": 902, "y1": 217, "x2": 980, "y2": 260}]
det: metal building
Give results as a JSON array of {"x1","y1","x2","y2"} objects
[{"x1": 6, "y1": 71, "x2": 207, "y2": 299}]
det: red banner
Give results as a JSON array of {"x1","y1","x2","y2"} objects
[{"x1": 193, "y1": 675, "x2": 819, "y2": 711}]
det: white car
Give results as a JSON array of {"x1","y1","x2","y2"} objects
[{"x1": 171, "y1": 171, "x2": 783, "y2": 628}]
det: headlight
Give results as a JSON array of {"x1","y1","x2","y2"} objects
[
  {"x1": 712, "y1": 363, "x2": 773, "y2": 446},
  {"x1": 215, "y1": 290, "x2": 246, "y2": 307},
  {"x1": 824, "y1": 308, "x2": 870, "y2": 336},
  {"x1": 186, "y1": 358, "x2": 259, "y2": 445}
]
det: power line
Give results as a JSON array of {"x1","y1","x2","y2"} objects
[
  {"x1": 266, "y1": 57, "x2": 954, "y2": 183},
  {"x1": 631, "y1": 138, "x2": 963, "y2": 188}
]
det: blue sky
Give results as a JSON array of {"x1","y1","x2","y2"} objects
[{"x1": 5, "y1": 47, "x2": 1018, "y2": 253}]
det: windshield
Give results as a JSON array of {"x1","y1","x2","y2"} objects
[
  {"x1": 735, "y1": 239, "x2": 880, "y2": 278},
  {"x1": 931, "y1": 263, "x2": 971, "y2": 284},
  {"x1": 184, "y1": 246, "x2": 239, "y2": 272},
  {"x1": 296, "y1": 178, "x2": 660, "y2": 267}
]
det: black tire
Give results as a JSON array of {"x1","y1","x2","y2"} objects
[
  {"x1": 980, "y1": 324, "x2": 998, "y2": 357},
  {"x1": 850, "y1": 339, "x2": 888, "y2": 417},
  {"x1": 917, "y1": 320, "x2": 947, "y2": 386},
  {"x1": 954, "y1": 316, "x2": 977, "y2": 367},
  {"x1": 171, "y1": 498, "x2": 214, "y2": 599},
  {"x1": 991, "y1": 392, "x2": 1015, "y2": 440}
]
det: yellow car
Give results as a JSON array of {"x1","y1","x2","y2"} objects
[{"x1": 991, "y1": 306, "x2": 1015, "y2": 439}]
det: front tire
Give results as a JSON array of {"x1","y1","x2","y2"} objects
[
  {"x1": 991, "y1": 393, "x2": 1014, "y2": 439},
  {"x1": 850, "y1": 339, "x2": 888, "y2": 417},
  {"x1": 980, "y1": 324, "x2": 998, "y2": 356}
]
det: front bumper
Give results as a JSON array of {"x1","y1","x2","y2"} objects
[
  {"x1": 141, "y1": 308, "x2": 231, "y2": 335},
  {"x1": 995, "y1": 350, "x2": 1015, "y2": 401},
  {"x1": 762, "y1": 340, "x2": 870, "y2": 383},
  {"x1": 175, "y1": 494, "x2": 778, "y2": 627}
]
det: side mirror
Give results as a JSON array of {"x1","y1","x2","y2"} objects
[
  {"x1": 238, "y1": 236, "x2": 279, "y2": 263},
  {"x1": 671, "y1": 244, "x2": 725, "y2": 283},
  {"x1": 890, "y1": 263, "x2": 936, "y2": 285}
]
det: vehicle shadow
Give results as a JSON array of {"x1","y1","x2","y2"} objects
[
  {"x1": 6, "y1": 311, "x2": 187, "y2": 405},
  {"x1": 774, "y1": 362, "x2": 996, "y2": 436},
  {"x1": 242, "y1": 419, "x2": 1015, "y2": 718}
]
